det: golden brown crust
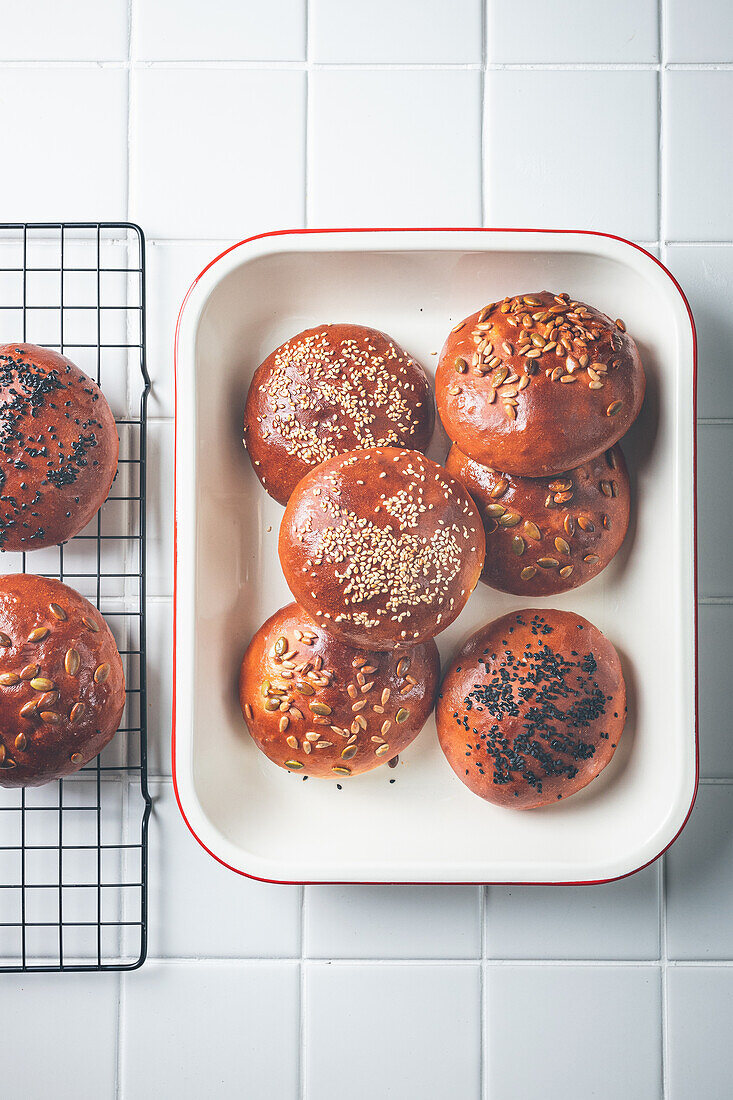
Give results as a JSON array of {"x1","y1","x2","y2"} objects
[
  {"x1": 243, "y1": 323, "x2": 434, "y2": 505},
  {"x1": 0, "y1": 574, "x2": 125, "y2": 787},
  {"x1": 446, "y1": 443, "x2": 630, "y2": 595},
  {"x1": 435, "y1": 292, "x2": 645, "y2": 476},
  {"x1": 436, "y1": 609, "x2": 625, "y2": 809},
  {"x1": 239, "y1": 603, "x2": 439, "y2": 777},
  {"x1": 278, "y1": 447, "x2": 485, "y2": 650},
  {"x1": 0, "y1": 344, "x2": 119, "y2": 550}
]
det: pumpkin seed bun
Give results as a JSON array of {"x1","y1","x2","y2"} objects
[
  {"x1": 0, "y1": 574, "x2": 125, "y2": 787},
  {"x1": 446, "y1": 442, "x2": 631, "y2": 596},
  {"x1": 239, "y1": 602, "x2": 439, "y2": 778},
  {"x1": 278, "y1": 447, "x2": 485, "y2": 650},
  {"x1": 243, "y1": 323, "x2": 434, "y2": 505},
  {"x1": 0, "y1": 344, "x2": 119, "y2": 550},
  {"x1": 435, "y1": 292, "x2": 645, "y2": 477},
  {"x1": 436, "y1": 608, "x2": 626, "y2": 809}
]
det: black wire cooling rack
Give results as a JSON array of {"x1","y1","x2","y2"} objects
[{"x1": 0, "y1": 223, "x2": 151, "y2": 971}]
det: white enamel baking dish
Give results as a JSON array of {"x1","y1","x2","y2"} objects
[{"x1": 173, "y1": 228, "x2": 697, "y2": 885}]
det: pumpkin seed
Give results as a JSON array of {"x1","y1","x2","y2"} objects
[
  {"x1": 523, "y1": 521, "x2": 541, "y2": 541},
  {"x1": 341, "y1": 745, "x2": 358, "y2": 761},
  {"x1": 454, "y1": 356, "x2": 468, "y2": 374},
  {"x1": 70, "y1": 702, "x2": 85, "y2": 725},
  {"x1": 14, "y1": 733, "x2": 26, "y2": 751},
  {"x1": 606, "y1": 449, "x2": 617, "y2": 469},
  {"x1": 564, "y1": 513, "x2": 575, "y2": 537},
  {"x1": 30, "y1": 677, "x2": 54, "y2": 692},
  {"x1": 577, "y1": 515, "x2": 594, "y2": 532},
  {"x1": 554, "y1": 490, "x2": 573, "y2": 504},
  {"x1": 521, "y1": 566, "x2": 537, "y2": 580},
  {"x1": 284, "y1": 760, "x2": 303, "y2": 770},
  {"x1": 0, "y1": 673, "x2": 19, "y2": 686},
  {"x1": 27, "y1": 627, "x2": 49, "y2": 643},
  {"x1": 603, "y1": 515, "x2": 610, "y2": 529},
  {"x1": 70, "y1": 753, "x2": 83, "y2": 765},
  {"x1": 264, "y1": 698, "x2": 280, "y2": 712},
  {"x1": 65, "y1": 649, "x2": 80, "y2": 676},
  {"x1": 375, "y1": 744, "x2": 391, "y2": 757},
  {"x1": 20, "y1": 664, "x2": 39, "y2": 680},
  {"x1": 396, "y1": 657, "x2": 411, "y2": 677},
  {"x1": 486, "y1": 503, "x2": 506, "y2": 518},
  {"x1": 332, "y1": 766, "x2": 351, "y2": 776},
  {"x1": 548, "y1": 478, "x2": 572, "y2": 492},
  {"x1": 49, "y1": 603, "x2": 67, "y2": 621},
  {"x1": 600, "y1": 480, "x2": 612, "y2": 497},
  {"x1": 295, "y1": 680, "x2": 315, "y2": 695},
  {"x1": 498, "y1": 512, "x2": 521, "y2": 527},
  {"x1": 491, "y1": 366, "x2": 508, "y2": 387},
  {"x1": 82, "y1": 616, "x2": 99, "y2": 633},
  {"x1": 537, "y1": 557, "x2": 559, "y2": 569},
  {"x1": 94, "y1": 663, "x2": 110, "y2": 684},
  {"x1": 559, "y1": 566, "x2": 574, "y2": 579},
  {"x1": 0, "y1": 632, "x2": 11, "y2": 647},
  {"x1": 511, "y1": 536, "x2": 525, "y2": 556},
  {"x1": 39, "y1": 692, "x2": 59, "y2": 708},
  {"x1": 554, "y1": 537, "x2": 571, "y2": 556},
  {"x1": 310, "y1": 702, "x2": 332, "y2": 716},
  {"x1": 395, "y1": 708, "x2": 409, "y2": 724},
  {"x1": 490, "y1": 478, "x2": 509, "y2": 499},
  {"x1": 606, "y1": 400, "x2": 623, "y2": 417},
  {"x1": 20, "y1": 700, "x2": 38, "y2": 719},
  {"x1": 584, "y1": 554, "x2": 600, "y2": 564},
  {"x1": 40, "y1": 711, "x2": 61, "y2": 724}
]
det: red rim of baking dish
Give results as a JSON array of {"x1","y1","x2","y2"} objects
[{"x1": 172, "y1": 226, "x2": 699, "y2": 887}]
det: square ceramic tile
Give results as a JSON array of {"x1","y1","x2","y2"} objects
[
  {"x1": 486, "y1": 863, "x2": 660, "y2": 960},
  {"x1": 306, "y1": 963, "x2": 481, "y2": 1099},
  {"x1": 122, "y1": 961, "x2": 299, "y2": 1099},
  {"x1": 0, "y1": 972, "x2": 118, "y2": 1098},
  {"x1": 146, "y1": 420, "x2": 174, "y2": 597},
  {"x1": 666, "y1": 0, "x2": 733, "y2": 62},
  {"x1": 486, "y1": 966, "x2": 662, "y2": 1099},
  {"x1": 697, "y1": 425, "x2": 733, "y2": 599},
  {"x1": 665, "y1": 72, "x2": 733, "y2": 241},
  {"x1": 308, "y1": 70, "x2": 482, "y2": 227},
  {"x1": 146, "y1": 240, "x2": 230, "y2": 418},
  {"x1": 666, "y1": 783, "x2": 733, "y2": 958},
  {"x1": 667, "y1": 968, "x2": 733, "y2": 1098},
  {"x1": 305, "y1": 884, "x2": 482, "y2": 958},
  {"x1": 664, "y1": 246, "x2": 733, "y2": 420},
  {"x1": 0, "y1": 68, "x2": 127, "y2": 222},
  {"x1": 131, "y1": 68, "x2": 305, "y2": 238},
  {"x1": 0, "y1": 0, "x2": 127, "y2": 60},
  {"x1": 487, "y1": 0, "x2": 658, "y2": 62},
  {"x1": 134, "y1": 0, "x2": 305, "y2": 60},
  {"x1": 484, "y1": 70, "x2": 658, "y2": 240},
  {"x1": 697, "y1": 604, "x2": 733, "y2": 778},
  {"x1": 310, "y1": 0, "x2": 482, "y2": 63},
  {"x1": 147, "y1": 781, "x2": 301, "y2": 957},
  {"x1": 146, "y1": 598, "x2": 174, "y2": 775}
]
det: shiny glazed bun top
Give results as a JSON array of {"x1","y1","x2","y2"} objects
[
  {"x1": 435, "y1": 292, "x2": 645, "y2": 477},
  {"x1": 279, "y1": 447, "x2": 485, "y2": 650},
  {"x1": 0, "y1": 573, "x2": 125, "y2": 787},
  {"x1": 0, "y1": 344, "x2": 119, "y2": 550},
  {"x1": 243, "y1": 323, "x2": 434, "y2": 504}
]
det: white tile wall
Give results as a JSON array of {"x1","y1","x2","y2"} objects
[{"x1": 5, "y1": 0, "x2": 733, "y2": 1095}]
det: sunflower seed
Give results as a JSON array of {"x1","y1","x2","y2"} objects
[
  {"x1": 352, "y1": 699, "x2": 367, "y2": 712},
  {"x1": 94, "y1": 663, "x2": 110, "y2": 684},
  {"x1": 381, "y1": 719, "x2": 392, "y2": 735},
  {"x1": 316, "y1": 741, "x2": 333, "y2": 750},
  {"x1": 615, "y1": 318, "x2": 626, "y2": 331},
  {"x1": 280, "y1": 716, "x2": 290, "y2": 733},
  {"x1": 589, "y1": 380, "x2": 604, "y2": 390},
  {"x1": 606, "y1": 400, "x2": 623, "y2": 417},
  {"x1": 243, "y1": 703, "x2": 253, "y2": 722},
  {"x1": 347, "y1": 684, "x2": 357, "y2": 699},
  {"x1": 381, "y1": 688, "x2": 391, "y2": 705}
]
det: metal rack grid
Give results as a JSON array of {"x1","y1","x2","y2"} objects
[{"x1": 0, "y1": 223, "x2": 151, "y2": 971}]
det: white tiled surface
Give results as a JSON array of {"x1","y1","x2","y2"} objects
[{"x1": 7, "y1": 0, "x2": 733, "y2": 1096}]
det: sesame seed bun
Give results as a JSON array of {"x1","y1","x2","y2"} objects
[
  {"x1": 0, "y1": 344, "x2": 119, "y2": 550},
  {"x1": 243, "y1": 323, "x2": 434, "y2": 505},
  {"x1": 239, "y1": 603, "x2": 439, "y2": 778},
  {"x1": 445, "y1": 443, "x2": 631, "y2": 595},
  {"x1": 435, "y1": 292, "x2": 645, "y2": 477},
  {"x1": 436, "y1": 609, "x2": 626, "y2": 809},
  {"x1": 278, "y1": 447, "x2": 485, "y2": 650},
  {"x1": 0, "y1": 574, "x2": 125, "y2": 787}
]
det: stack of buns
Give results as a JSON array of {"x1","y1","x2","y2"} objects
[
  {"x1": 241, "y1": 300, "x2": 645, "y2": 809},
  {"x1": 0, "y1": 345, "x2": 125, "y2": 786}
]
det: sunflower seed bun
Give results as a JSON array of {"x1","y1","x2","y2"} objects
[
  {"x1": 436, "y1": 609, "x2": 626, "y2": 809},
  {"x1": 243, "y1": 323, "x2": 434, "y2": 505},
  {"x1": 239, "y1": 603, "x2": 439, "y2": 778},
  {"x1": 278, "y1": 447, "x2": 485, "y2": 650},
  {"x1": 435, "y1": 292, "x2": 645, "y2": 477},
  {"x1": 445, "y1": 443, "x2": 631, "y2": 595},
  {"x1": 0, "y1": 344, "x2": 119, "y2": 550},
  {"x1": 0, "y1": 574, "x2": 125, "y2": 787}
]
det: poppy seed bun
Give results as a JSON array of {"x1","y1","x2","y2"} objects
[
  {"x1": 0, "y1": 574, "x2": 125, "y2": 787},
  {"x1": 0, "y1": 344, "x2": 119, "y2": 550},
  {"x1": 239, "y1": 603, "x2": 439, "y2": 778},
  {"x1": 435, "y1": 292, "x2": 645, "y2": 477},
  {"x1": 446, "y1": 443, "x2": 630, "y2": 595},
  {"x1": 243, "y1": 323, "x2": 434, "y2": 505},
  {"x1": 279, "y1": 448, "x2": 485, "y2": 650},
  {"x1": 436, "y1": 609, "x2": 626, "y2": 809}
]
